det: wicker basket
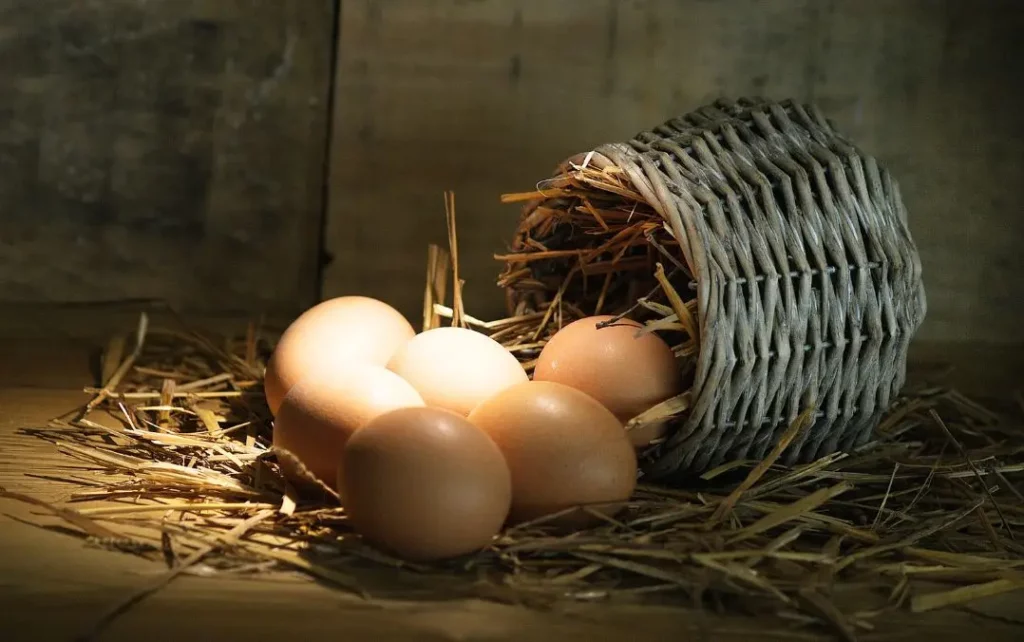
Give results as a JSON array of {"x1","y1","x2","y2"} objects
[{"x1": 501, "y1": 97, "x2": 927, "y2": 483}]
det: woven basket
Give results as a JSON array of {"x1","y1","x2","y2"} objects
[{"x1": 501, "y1": 97, "x2": 927, "y2": 483}]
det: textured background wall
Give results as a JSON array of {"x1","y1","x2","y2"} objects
[
  {"x1": 3, "y1": 0, "x2": 1021, "y2": 344},
  {"x1": 324, "y1": 0, "x2": 1024, "y2": 344},
  {"x1": 0, "y1": 0, "x2": 334, "y2": 316}
]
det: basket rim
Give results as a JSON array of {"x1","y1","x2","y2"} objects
[{"x1": 501, "y1": 97, "x2": 928, "y2": 481}]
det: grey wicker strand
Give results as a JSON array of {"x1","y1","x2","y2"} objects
[{"x1": 508, "y1": 98, "x2": 927, "y2": 483}]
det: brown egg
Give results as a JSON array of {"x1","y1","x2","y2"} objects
[
  {"x1": 467, "y1": 380, "x2": 637, "y2": 526},
  {"x1": 387, "y1": 327, "x2": 528, "y2": 416},
  {"x1": 273, "y1": 364, "x2": 425, "y2": 490},
  {"x1": 533, "y1": 315, "x2": 682, "y2": 447},
  {"x1": 265, "y1": 296, "x2": 415, "y2": 416},
  {"x1": 339, "y1": 406, "x2": 512, "y2": 562}
]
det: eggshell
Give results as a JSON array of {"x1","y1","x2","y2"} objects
[
  {"x1": 467, "y1": 380, "x2": 637, "y2": 526},
  {"x1": 339, "y1": 406, "x2": 512, "y2": 562},
  {"x1": 265, "y1": 296, "x2": 415, "y2": 415},
  {"x1": 533, "y1": 315, "x2": 682, "y2": 447},
  {"x1": 386, "y1": 326, "x2": 528, "y2": 416},
  {"x1": 273, "y1": 364, "x2": 425, "y2": 489}
]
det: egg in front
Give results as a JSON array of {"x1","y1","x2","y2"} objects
[
  {"x1": 339, "y1": 406, "x2": 512, "y2": 561},
  {"x1": 468, "y1": 380, "x2": 637, "y2": 527}
]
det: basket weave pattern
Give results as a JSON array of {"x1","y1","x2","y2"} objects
[{"x1": 508, "y1": 98, "x2": 927, "y2": 482}]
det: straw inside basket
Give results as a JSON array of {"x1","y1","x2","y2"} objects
[{"x1": 495, "y1": 98, "x2": 927, "y2": 483}]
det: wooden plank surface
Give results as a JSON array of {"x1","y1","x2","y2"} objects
[
  {"x1": 324, "y1": 0, "x2": 1024, "y2": 344},
  {"x1": 0, "y1": 314, "x2": 1023, "y2": 641},
  {"x1": 0, "y1": 0, "x2": 335, "y2": 316},
  {"x1": 0, "y1": 379, "x2": 783, "y2": 642}
]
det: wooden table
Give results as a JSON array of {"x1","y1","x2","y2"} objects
[{"x1": 2, "y1": 307, "x2": 1022, "y2": 641}]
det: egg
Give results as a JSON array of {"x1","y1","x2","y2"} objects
[
  {"x1": 467, "y1": 380, "x2": 637, "y2": 526},
  {"x1": 533, "y1": 315, "x2": 682, "y2": 447},
  {"x1": 386, "y1": 326, "x2": 528, "y2": 416},
  {"x1": 265, "y1": 296, "x2": 415, "y2": 415},
  {"x1": 273, "y1": 364, "x2": 425, "y2": 489},
  {"x1": 339, "y1": 406, "x2": 512, "y2": 561}
]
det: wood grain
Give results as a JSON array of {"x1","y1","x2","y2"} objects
[
  {"x1": 324, "y1": 0, "x2": 1024, "y2": 344},
  {"x1": 0, "y1": 0, "x2": 335, "y2": 317}
]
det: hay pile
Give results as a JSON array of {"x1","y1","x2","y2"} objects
[
  {"x1": 497, "y1": 157, "x2": 699, "y2": 355},
  {"x1": 4, "y1": 195, "x2": 1024, "y2": 642}
]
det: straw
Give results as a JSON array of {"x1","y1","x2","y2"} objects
[
  {"x1": 5, "y1": 193, "x2": 1023, "y2": 641},
  {"x1": 10, "y1": 308, "x2": 1024, "y2": 642}
]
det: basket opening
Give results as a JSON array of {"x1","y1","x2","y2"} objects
[
  {"x1": 495, "y1": 158, "x2": 900, "y2": 423},
  {"x1": 497, "y1": 162, "x2": 699, "y2": 368},
  {"x1": 497, "y1": 100, "x2": 924, "y2": 480}
]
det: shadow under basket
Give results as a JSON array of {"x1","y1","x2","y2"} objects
[{"x1": 499, "y1": 97, "x2": 927, "y2": 484}]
